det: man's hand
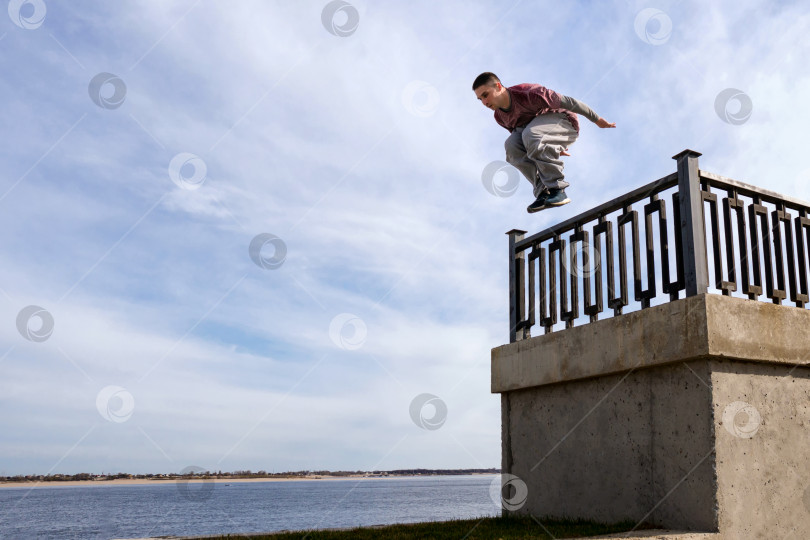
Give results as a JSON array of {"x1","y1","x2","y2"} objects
[{"x1": 596, "y1": 118, "x2": 616, "y2": 128}]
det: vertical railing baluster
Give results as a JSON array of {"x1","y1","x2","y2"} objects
[
  {"x1": 507, "y1": 229, "x2": 527, "y2": 343},
  {"x1": 673, "y1": 150, "x2": 709, "y2": 296},
  {"x1": 703, "y1": 187, "x2": 723, "y2": 293},
  {"x1": 772, "y1": 204, "x2": 791, "y2": 305},
  {"x1": 588, "y1": 216, "x2": 609, "y2": 323},
  {"x1": 653, "y1": 197, "x2": 672, "y2": 298},
  {"x1": 670, "y1": 192, "x2": 685, "y2": 299},
  {"x1": 795, "y1": 210, "x2": 810, "y2": 308},
  {"x1": 611, "y1": 205, "x2": 632, "y2": 316},
  {"x1": 750, "y1": 198, "x2": 778, "y2": 303},
  {"x1": 641, "y1": 195, "x2": 661, "y2": 308},
  {"x1": 734, "y1": 194, "x2": 756, "y2": 299},
  {"x1": 550, "y1": 235, "x2": 566, "y2": 330},
  {"x1": 563, "y1": 226, "x2": 584, "y2": 327},
  {"x1": 747, "y1": 198, "x2": 765, "y2": 300},
  {"x1": 621, "y1": 206, "x2": 642, "y2": 306},
  {"x1": 528, "y1": 248, "x2": 539, "y2": 335},
  {"x1": 721, "y1": 189, "x2": 741, "y2": 295},
  {"x1": 539, "y1": 245, "x2": 554, "y2": 334}
]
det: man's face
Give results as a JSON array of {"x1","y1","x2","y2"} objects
[{"x1": 475, "y1": 82, "x2": 505, "y2": 110}]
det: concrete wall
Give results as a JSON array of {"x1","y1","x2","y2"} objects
[
  {"x1": 493, "y1": 294, "x2": 810, "y2": 537},
  {"x1": 711, "y1": 361, "x2": 810, "y2": 539},
  {"x1": 503, "y1": 361, "x2": 716, "y2": 530}
]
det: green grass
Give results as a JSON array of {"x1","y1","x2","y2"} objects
[{"x1": 201, "y1": 515, "x2": 644, "y2": 539}]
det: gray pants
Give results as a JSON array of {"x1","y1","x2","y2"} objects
[{"x1": 504, "y1": 112, "x2": 578, "y2": 198}]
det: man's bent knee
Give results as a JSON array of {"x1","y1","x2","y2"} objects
[
  {"x1": 505, "y1": 151, "x2": 525, "y2": 167},
  {"x1": 505, "y1": 127, "x2": 527, "y2": 149}
]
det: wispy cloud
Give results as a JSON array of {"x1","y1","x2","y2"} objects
[{"x1": 0, "y1": 0, "x2": 808, "y2": 475}]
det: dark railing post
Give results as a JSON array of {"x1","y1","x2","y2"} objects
[
  {"x1": 507, "y1": 229, "x2": 527, "y2": 343},
  {"x1": 673, "y1": 149, "x2": 709, "y2": 296}
]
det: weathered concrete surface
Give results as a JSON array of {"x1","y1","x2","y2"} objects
[
  {"x1": 705, "y1": 296, "x2": 810, "y2": 364},
  {"x1": 710, "y1": 361, "x2": 810, "y2": 539},
  {"x1": 492, "y1": 294, "x2": 810, "y2": 392},
  {"x1": 504, "y1": 361, "x2": 716, "y2": 531},
  {"x1": 494, "y1": 294, "x2": 810, "y2": 538}
]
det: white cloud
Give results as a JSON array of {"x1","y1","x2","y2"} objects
[{"x1": 0, "y1": 0, "x2": 808, "y2": 476}]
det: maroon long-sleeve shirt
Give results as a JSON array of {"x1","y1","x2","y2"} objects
[{"x1": 494, "y1": 83, "x2": 581, "y2": 133}]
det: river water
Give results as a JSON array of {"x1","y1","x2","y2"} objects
[{"x1": 0, "y1": 474, "x2": 501, "y2": 539}]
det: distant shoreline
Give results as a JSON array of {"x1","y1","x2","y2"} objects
[{"x1": 0, "y1": 472, "x2": 499, "y2": 488}]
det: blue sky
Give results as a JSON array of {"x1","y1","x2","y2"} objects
[{"x1": 0, "y1": 0, "x2": 809, "y2": 476}]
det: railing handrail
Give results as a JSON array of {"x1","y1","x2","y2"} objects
[{"x1": 700, "y1": 171, "x2": 810, "y2": 211}]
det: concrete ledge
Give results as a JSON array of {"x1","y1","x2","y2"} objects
[
  {"x1": 492, "y1": 294, "x2": 810, "y2": 393},
  {"x1": 706, "y1": 294, "x2": 810, "y2": 363}
]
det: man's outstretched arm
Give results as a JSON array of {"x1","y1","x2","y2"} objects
[{"x1": 558, "y1": 94, "x2": 616, "y2": 128}]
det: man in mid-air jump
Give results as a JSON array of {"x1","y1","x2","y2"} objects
[{"x1": 473, "y1": 72, "x2": 615, "y2": 213}]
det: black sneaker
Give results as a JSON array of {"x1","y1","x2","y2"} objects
[
  {"x1": 527, "y1": 191, "x2": 550, "y2": 213},
  {"x1": 544, "y1": 188, "x2": 570, "y2": 207}
]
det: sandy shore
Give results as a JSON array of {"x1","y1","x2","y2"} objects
[
  {"x1": 0, "y1": 476, "x2": 357, "y2": 488},
  {"x1": 0, "y1": 473, "x2": 497, "y2": 488}
]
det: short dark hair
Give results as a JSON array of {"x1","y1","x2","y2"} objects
[{"x1": 472, "y1": 72, "x2": 501, "y2": 91}]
